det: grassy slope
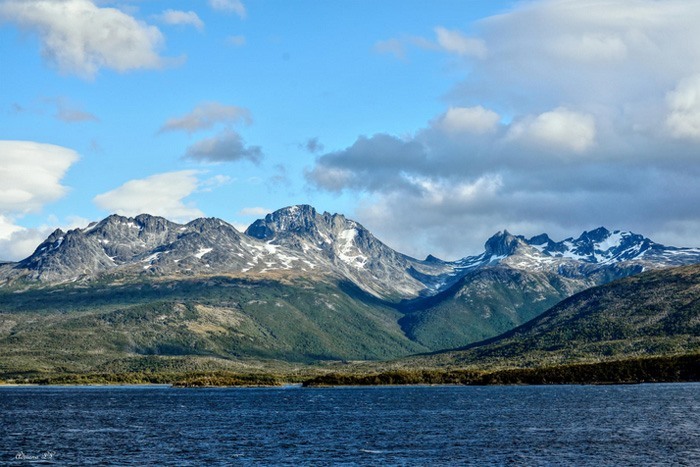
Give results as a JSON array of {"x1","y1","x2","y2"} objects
[
  {"x1": 0, "y1": 275, "x2": 427, "y2": 378},
  {"x1": 408, "y1": 263, "x2": 700, "y2": 368},
  {"x1": 399, "y1": 267, "x2": 583, "y2": 349}
]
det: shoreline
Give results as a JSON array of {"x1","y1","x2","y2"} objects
[{"x1": 2, "y1": 354, "x2": 698, "y2": 388}]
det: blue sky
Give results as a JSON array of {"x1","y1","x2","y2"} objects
[{"x1": 2, "y1": 0, "x2": 700, "y2": 261}]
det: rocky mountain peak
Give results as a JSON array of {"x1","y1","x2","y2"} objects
[
  {"x1": 484, "y1": 230, "x2": 526, "y2": 257},
  {"x1": 246, "y1": 205, "x2": 318, "y2": 240},
  {"x1": 245, "y1": 205, "x2": 356, "y2": 242},
  {"x1": 577, "y1": 227, "x2": 612, "y2": 245},
  {"x1": 186, "y1": 217, "x2": 237, "y2": 234}
]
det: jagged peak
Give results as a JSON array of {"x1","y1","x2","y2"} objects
[
  {"x1": 527, "y1": 233, "x2": 551, "y2": 245},
  {"x1": 186, "y1": 217, "x2": 236, "y2": 232},
  {"x1": 24, "y1": 228, "x2": 66, "y2": 259},
  {"x1": 577, "y1": 226, "x2": 611, "y2": 244},
  {"x1": 484, "y1": 230, "x2": 526, "y2": 257},
  {"x1": 246, "y1": 204, "x2": 357, "y2": 240}
]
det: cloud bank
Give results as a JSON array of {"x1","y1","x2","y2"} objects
[{"x1": 311, "y1": 0, "x2": 700, "y2": 259}]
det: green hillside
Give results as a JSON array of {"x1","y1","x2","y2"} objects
[
  {"x1": 414, "y1": 263, "x2": 700, "y2": 368},
  {"x1": 0, "y1": 275, "x2": 427, "y2": 379},
  {"x1": 399, "y1": 266, "x2": 583, "y2": 349}
]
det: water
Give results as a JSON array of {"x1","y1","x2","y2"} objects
[{"x1": 1, "y1": 384, "x2": 698, "y2": 466}]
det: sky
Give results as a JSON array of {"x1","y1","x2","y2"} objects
[{"x1": 2, "y1": 0, "x2": 700, "y2": 262}]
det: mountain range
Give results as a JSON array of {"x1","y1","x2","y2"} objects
[
  {"x1": 3, "y1": 205, "x2": 699, "y2": 296},
  {"x1": 1, "y1": 204, "x2": 699, "y2": 377}
]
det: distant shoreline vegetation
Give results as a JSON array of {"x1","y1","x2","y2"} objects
[
  {"x1": 302, "y1": 354, "x2": 700, "y2": 387},
  {"x1": 2, "y1": 354, "x2": 698, "y2": 388}
]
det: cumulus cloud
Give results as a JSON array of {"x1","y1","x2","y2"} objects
[
  {"x1": 507, "y1": 107, "x2": 596, "y2": 153},
  {"x1": 0, "y1": 0, "x2": 167, "y2": 78},
  {"x1": 155, "y1": 9, "x2": 204, "y2": 31},
  {"x1": 308, "y1": 0, "x2": 700, "y2": 258},
  {"x1": 185, "y1": 129, "x2": 263, "y2": 164},
  {"x1": 306, "y1": 134, "x2": 428, "y2": 193},
  {"x1": 93, "y1": 170, "x2": 205, "y2": 222},
  {"x1": 434, "y1": 106, "x2": 500, "y2": 135},
  {"x1": 159, "y1": 102, "x2": 252, "y2": 134},
  {"x1": 209, "y1": 0, "x2": 246, "y2": 18},
  {"x1": 666, "y1": 75, "x2": 700, "y2": 141}
]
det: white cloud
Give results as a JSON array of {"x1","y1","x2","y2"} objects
[
  {"x1": 159, "y1": 102, "x2": 251, "y2": 134},
  {"x1": 0, "y1": 141, "x2": 79, "y2": 213},
  {"x1": 0, "y1": 216, "x2": 91, "y2": 261},
  {"x1": 209, "y1": 0, "x2": 246, "y2": 18},
  {"x1": 93, "y1": 170, "x2": 205, "y2": 222},
  {"x1": 435, "y1": 106, "x2": 500, "y2": 135},
  {"x1": 0, "y1": 0, "x2": 166, "y2": 78},
  {"x1": 0, "y1": 225, "x2": 53, "y2": 261},
  {"x1": 435, "y1": 27, "x2": 486, "y2": 59},
  {"x1": 666, "y1": 74, "x2": 700, "y2": 141},
  {"x1": 507, "y1": 107, "x2": 596, "y2": 153},
  {"x1": 0, "y1": 214, "x2": 24, "y2": 241},
  {"x1": 551, "y1": 33, "x2": 627, "y2": 63},
  {"x1": 155, "y1": 9, "x2": 204, "y2": 31},
  {"x1": 0, "y1": 141, "x2": 80, "y2": 261}
]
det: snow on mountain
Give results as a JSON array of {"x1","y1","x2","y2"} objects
[
  {"x1": 450, "y1": 227, "x2": 700, "y2": 276},
  {"x1": 1, "y1": 206, "x2": 699, "y2": 302},
  {"x1": 245, "y1": 205, "x2": 451, "y2": 298},
  {"x1": 7, "y1": 213, "x2": 324, "y2": 283}
]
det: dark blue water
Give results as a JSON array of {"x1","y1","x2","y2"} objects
[{"x1": 1, "y1": 384, "x2": 698, "y2": 466}]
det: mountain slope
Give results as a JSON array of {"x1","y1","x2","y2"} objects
[
  {"x1": 1, "y1": 206, "x2": 700, "y2": 371},
  {"x1": 245, "y1": 205, "x2": 452, "y2": 299},
  {"x1": 398, "y1": 266, "x2": 583, "y2": 349},
  {"x1": 397, "y1": 228, "x2": 700, "y2": 347},
  {"x1": 0, "y1": 276, "x2": 428, "y2": 378},
  {"x1": 1, "y1": 207, "x2": 454, "y2": 301},
  {"x1": 414, "y1": 263, "x2": 700, "y2": 368}
]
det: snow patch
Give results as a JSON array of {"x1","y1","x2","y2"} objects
[
  {"x1": 142, "y1": 252, "x2": 161, "y2": 263},
  {"x1": 336, "y1": 228, "x2": 368, "y2": 268},
  {"x1": 194, "y1": 248, "x2": 213, "y2": 259},
  {"x1": 596, "y1": 231, "x2": 623, "y2": 251}
]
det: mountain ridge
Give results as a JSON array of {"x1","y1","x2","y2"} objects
[
  {"x1": 2, "y1": 206, "x2": 700, "y2": 376},
  {"x1": 3, "y1": 205, "x2": 700, "y2": 301},
  {"x1": 406, "y1": 262, "x2": 700, "y2": 368}
]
